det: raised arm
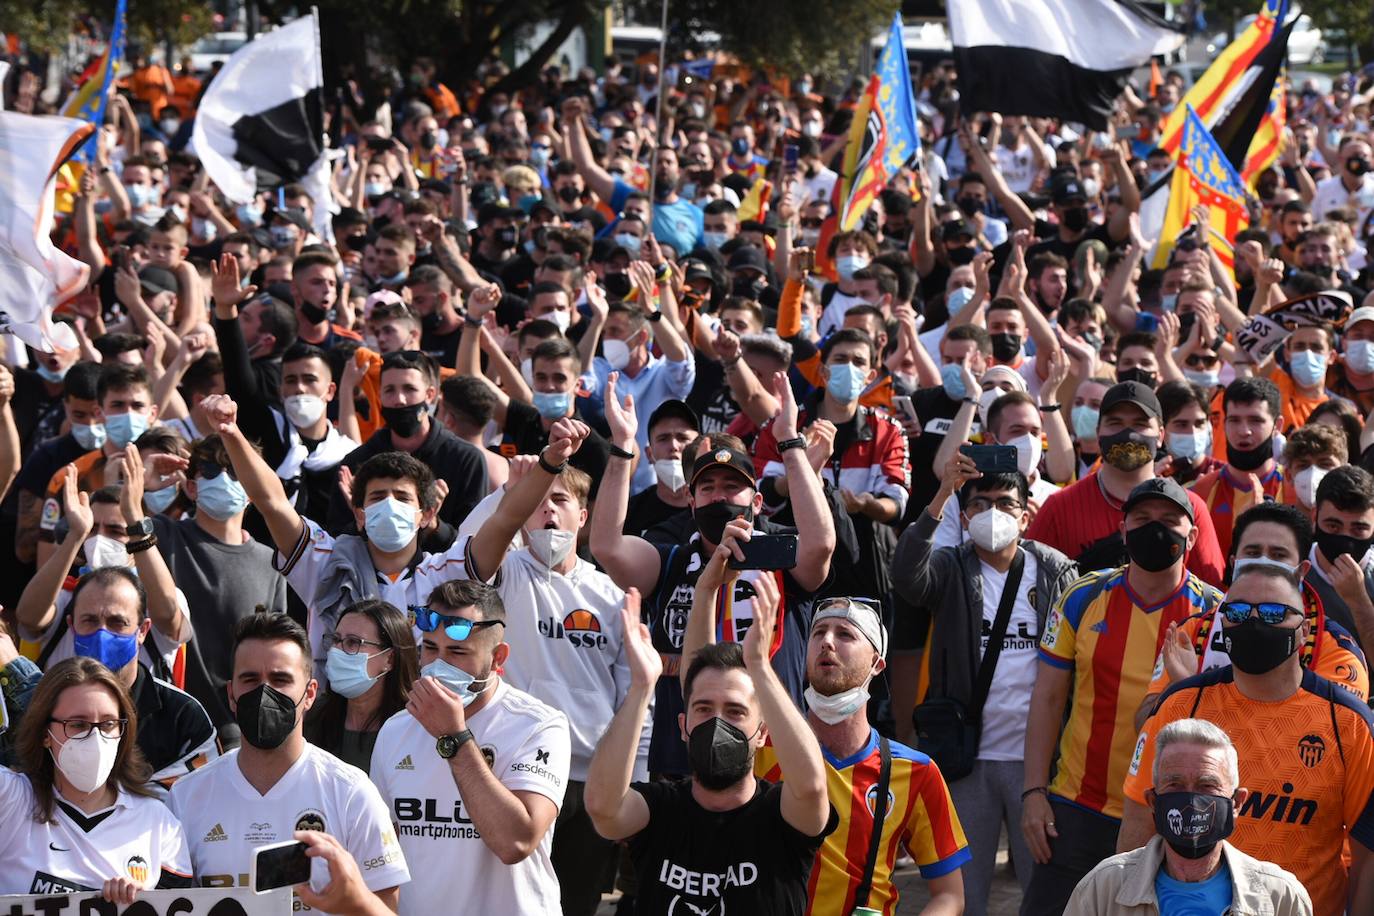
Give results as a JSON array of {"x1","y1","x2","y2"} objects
[
  {"x1": 931, "y1": 362, "x2": 981, "y2": 476},
  {"x1": 629, "y1": 261, "x2": 689, "y2": 364},
  {"x1": 715, "y1": 328, "x2": 779, "y2": 426},
  {"x1": 578, "y1": 275, "x2": 611, "y2": 372},
  {"x1": 1038, "y1": 348, "x2": 1076, "y2": 485},
  {"x1": 152, "y1": 332, "x2": 210, "y2": 418},
  {"x1": 561, "y1": 97, "x2": 617, "y2": 204},
  {"x1": 587, "y1": 373, "x2": 662, "y2": 595},
  {"x1": 679, "y1": 533, "x2": 745, "y2": 696},
  {"x1": 119, "y1": 444, "x2": 190, "y2": 643},
  {"x1": 200, "y1": 394, "x2": 305, "y2": 557},
  {"x1": 770, "y1": 372, "x2": 836, "y2": 592},
  {"x1": 947, "y1": 251, "x2": 993, "y2": 329},
  {"x1": 963, "y1": 122, "x2": 1034, "y2": 233},
  {"x1": 1100, "y1": 146, "x2": 1138, "y2": 242},
  {"x1": 15, "y1": 471, "x2": 92, "y2": 636},
  {"x1": 1103, "y1": 216, "x2": 1149, "y2": 332},
  {"x1": 0, "y1": 367, "x2": 18, "y2": 504},
  {"x1": 584, "y1": 590, "x2": 656, "y2": 841}
]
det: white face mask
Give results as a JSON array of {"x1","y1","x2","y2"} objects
[
  {"x1": 1006, "y1": 432, "x2": 1042, "y2": 477},
  {"x1": 83, "y1": 534, "x2": 129, "y2": 570},
  {"x1": 49, "y1": 728, "x2": 121, "y2": 794},
  {"x1": 603, "y1": 338, "x2": 632, "y2": 371},
  {"x1": 283, "y1": 394, "x2": 326, "y2": 428},
  {"x1": 1293, "y1": 465, "x2": 1328, "y2": 508},
  {"x1": 966, "y1": 508, "x2": 1020, "y2": 552},
  {"x1": 653, "y1": 458, "x2": 687, "y2": 492},
  {"x1": 547, "y1": 309, "x2": 572, "y2": 332},
  {"x1": 803, "y1": 683, "x2": 870, "y2": 725},
  {"x1": 527, "y1": 527, "x2": 576, "y2": 569}
]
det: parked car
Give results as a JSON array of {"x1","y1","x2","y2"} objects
[
  {"x1": 187, "y1": 32, "x2": 248, "y2": 73},
  {"x1": 1207, "y1": 14, "x2": 1324, "y2": 65}
]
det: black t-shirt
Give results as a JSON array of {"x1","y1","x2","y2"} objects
[
  {"x1": 906, "y1": 384, "x2": 967, "y2": 524},
  {"x1": 421, "y1": 325, "x2": 462, "y2": 368},
  {"x1": 501, "y1": 400, "x2": 610, "y2": 500},
  {"x1": 1024, "y1": 218, "x2": 1116, "y2": 264},
  {"x1": 688, "y1": 356, "x2": 737, "y2": 434},
  {"x1": 624, "y1": 487, "x2": 685, "y2": 538},
  {"x1": 629, "y1": 778, "x2": 833, "y2": 916},
  {"x1": 9, "y1": 368, "x2": 64, "y2": 457}
]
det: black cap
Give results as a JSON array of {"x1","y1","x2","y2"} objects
[
  {"x1": 137, "y1": 265, "x2": 178, "y2": 296},
  {"x1": 264, "y1": 281, "x2": 296, "y2": 307},
  {"x1": 1123, "y1": 477, "x2": 1195, "y2": 522},
  {"x1": 940, "y1": 218, "x2": 974, "y2": 240},
  {"x1": 528, "y1": 198, "x2": 557, "y2": 219},
  {"x1": 418, "y1": 177, "x2": 453, "y2": 196},
  {"x1": 690, "y1": 442, "x2": 756, "y2": 490},
  {"x1": 477, "y1": 202, "x2": 523, "y2": 225},
  {"x1": 1100, "y1": 381, "x2": 1162, "y2": 420},
  {"x1": 648, "y1": 398, "x2": 700, "y2": 435},
  {"x1": 1052, "y1": 177, "x2": 1087, "y2": 205},
  {"x1": 272, "y1": 206, "x2": 311, "y2": 233},
  {"x1": 727, "y1": 245, "x2": 768, "y2": 273},
  {"x1": 682, "y1": 258, "x2": 716, "y2": 287}
]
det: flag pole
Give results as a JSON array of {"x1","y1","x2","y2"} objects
[{"x1": 648, "y1": 0, "x2": 669, "y2": 204}]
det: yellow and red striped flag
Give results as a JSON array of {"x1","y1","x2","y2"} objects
[
  {"x1": 1241, "y1": 70, "x2": 1287, "y2": 187},
  {"x1": 1153, "y1": 105, "x2": 1250, "y2": 277}
]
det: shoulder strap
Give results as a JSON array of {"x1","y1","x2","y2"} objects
[
  {"x1": 970, "y1": 549, "x2": 1027, "y2": 722},
  {"x1": 35, "y1": 614, "x2": 69, "y2": 670},
  {"x1": 854, "y1": 735, "x2": 892, "y2": 910}
]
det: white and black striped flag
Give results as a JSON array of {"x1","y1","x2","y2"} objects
[
  {"x1": 949, "y1": 0, "x2": 1186, "y2": 130},
  {"x1": 191, "y1": 12, "x2": 328, "y2": 223}
]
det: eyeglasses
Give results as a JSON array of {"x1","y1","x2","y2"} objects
[
  {"x1": 409, "y1": 607, "x2": 504, "y2": 641},
  {"x1": 1221, "y1": 601, "x2": 1300, "y2": 625},
  {"x1": 324, "y1": 633, "x2": 390, "y2": 655},
  {"x1": 1184, "y1": 353, "x2": 1220, "y2": 369},
  {"x1": 196, "y1": 461, "x2": 238, "y2": 481},
  {"x1": 964, "y1": 496, "x2": 1024, "y2": 514},
  {"x1": 49, "y1": 717, "x2": 127, "y2": 740}
]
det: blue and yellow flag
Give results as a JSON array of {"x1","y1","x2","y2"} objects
[
  {"x1": 1153, "y1": 105, "x2": 1250, "y2": 276},
  {"x1": 834, "y1": 12, "x2": 920, "y2": 233},
  {"x1": 61, "y1": 0, "x2": 127, "y2": 164}
]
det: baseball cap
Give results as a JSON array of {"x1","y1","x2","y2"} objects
[
  {"x1": 477, "y1": 202, "x2": 523, "y2": 225},
  {"x1": 940, "y1": 218, "x2": 974, "y2": 241},
  {"x1": 689, "y1": 443, "x2": 756, "y2": 491},
  {"x1": 1052, "y1": 177, "x2": 1087, "y2": 205},
  {"x1": 1122, "y1": 477, "x2": 1195, "y2": 522},
  {"x1": 648, "y1": 398, "x2": 700, "y2": 435},
  {"x1": 727, "y1": 245, "x2": 768, "y2": 274},
  {"x1": 1348, "y1": 305, "x2": 1374, "y2": 329},
  {"x1": 137, "y1": 265, "x2": 178, "y2": 296},
  {"x1": 1099, "y1": 381, "x2": 1162, "y2": 421},
  {"x1": 272, "y1": 207, "x2": 312, "y2": 233},
  {"x1": 812, "y1": 597, "x2": 888, "y2": 658},
  {"x1": 682, "y1": 258, "x2": 715, "y2": 287}
]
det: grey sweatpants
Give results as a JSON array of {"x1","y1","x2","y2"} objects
[{"x1": 947, "y1": 759, "x2": 1034, "y2": 916}]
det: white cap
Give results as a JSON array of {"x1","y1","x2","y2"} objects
[
  {"x1": 1348, "y1": 305, "x2": 1374, "y2": 329},
  {"x1": 811, "y1": 598, "x2": 888, "y2": 659}
]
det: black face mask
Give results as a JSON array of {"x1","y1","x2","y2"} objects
[
  {"x1": 300, "y1": 301, "x2": 332, "y2": 325},
  {"x1": 989, "y1": 332, "x2": 1022, "y2": 362},
  {"x1": 955, "y1": 196, "x2": 983, "y2": 217},
  {"x1": 653, "y1": 177, "x2": 675, "y2": 201},
  {"x1": 1116, "y1": 367, "x2": 1157, "y2": 389},
  {"x1": 602, "y1": 272, "x2": 633, "y2": 300},
  {"x1": 687, "y1": 717, "x2": 754, "y2": 790},
  {"x1": 1348, "y1": 158, "x2": 1371, "y2": 177},
  {"x1": 1316, "y1": 529, "x2": 1374, "y2": 566},
  {"x1": 235, "y1": 683, "x2": 301, "y2": 750},
  {"x1": 420, "y1": 131, "x2": 438, "y2": 151},
  {"x1": 1061, "y1": 206, "x2": 1090, "y2": 232},
  {"x1": 1125, "y1": 520, "x2": 1188, "y2": 572},
  {"x1": 1223, "y1": 617, "x2": 1300, "y2": 674},
  {"x1": 1226, "y1": 435, "x2": 1273, "y2": 472},
  {"x1": 495, "y1": 226, "x2": 518, "y2": 249},
  {"x1": 946, "y1": 245, "x2": 976, "y2": 266},
  {"x1": 1097, "y1": 428, "x2": 1157, "y2": 471},
  {"x1": 420, "y1": 311, "x2": 441, "y2": 333},
  {"x1": 731, "y1": 275, "x2": 764, "y2": 299},
  {"x1": 556, "y1": 185, "x2": 581, "y2": 204},
  {"x1": 382, "y1": 403, "x2": 427, "y2": 438},
  {"x1": 1151, "y1": 791, "x2": 1235, "y2": 860},
  {"x1": 694, "y1": 501, "x2": 752, "y2": 546}
]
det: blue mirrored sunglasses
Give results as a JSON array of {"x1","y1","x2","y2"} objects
[
  {"x1": 408, "y1": 607, "x2": 503, "y2": 641},
  {"x1": 1221, "y1": 601, "x2": 1299, "y2": 626}
]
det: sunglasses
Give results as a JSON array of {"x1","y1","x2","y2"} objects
[
  {"x1": 409, "y1": 607, "x2": 503, "y2": 641},
  {"x1": 1221, "y1": 601, "x2": 1300, "y2": 625}
]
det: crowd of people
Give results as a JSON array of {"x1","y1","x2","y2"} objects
[{"x1": 0, "y1": 30, "x2": 1373, "y2": 916}]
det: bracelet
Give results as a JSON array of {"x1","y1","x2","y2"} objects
[
  {"x1": 1038, "y1": 403, "x2": 1061, "y2": 413},
  {"x1": 608, "y1": 443, "x2": 637, "y2": 460},
  {"x1": 646, "y1": 311, "x2": 664, "y2": 323},
  {"x1": 1020, "y1": 786, "x2": 1049, "y2": 801},
  {"x1": 721, "y1": 357, "x2": 741, "y2": 370},
  {"x1": 463, "y1": 313, "x2": 484, "y2": 327},
  {"x1": 654, "y1": 262, "x2": 671, "y2": 280},
  {"x1": 777, "y1": 436, "x2": 806, "y2": 453},
  {"x1": 126, "y1": 535, "x2": 159, "y2": 555},
  {"x1": 961, "y1": 396, "x2": 976, "y2": 405},
  {"x1": 537, "y1": 448, "x2": 567, "y2": 475}
]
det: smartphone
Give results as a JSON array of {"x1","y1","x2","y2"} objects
[
  {"x1": 797, "y1": 247, "x2": 816, "y2": 273},
  {"x1": 892, "y1": 395, "x2": 920, "y2": 426},
  {"x1": 366, "y1": 136, "x2": 392, "y2": 153},
  {"x1": 960, "y1": 444, "x2": 1018, "y2": 474},
  {"x1": 783, "y1": 143, "x2": 799, "y2": 175},
  {"x1": 729, "y1": 534, "x2": 799, "y2": 570},
  {"x1": 251, "y1": 841, "x2": 312, "y2": 894}
]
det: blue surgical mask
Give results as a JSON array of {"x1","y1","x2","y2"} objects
[
  {"x1": 613, "y1": 233, "x2": 642, "y2": 255},
  {"x1": 1167, "y1": 429, "x2": 1211, "y2": 463},
  {"x1": 1160, "y1": 292, "x2": 1178, "y2": 312},
  {"x1": 529, "y1": 146, "x2": 551, "y2": 167},
  {"x1": 105, "y1": 412, "x2": 150, "y2": 449},
  {"x1": 144, "y1": 484, "x2": 179, "y2": 514},
  {"x1": 269, "y1": 225, "x2": 299, "y2": 250},
  {"x1": 72, "y1": 422, "x2": 106, "y2": 451},
  {"x1": 195, "y1": 474, "x2": 249, "y2": 521},
  {"x1": 73, "y1": 627, "x2": 139, "y2": 672},
  {"x1": 125, "y1": 184, "x2": 158, "y2": 209},
  {"x1": 940, "y1": 363, "x2": 968, "y2": 400},
  {"x1": 1183, "y1": 368, "x2": 1220, "y2": 389},
  {"x1": 1288, "y1": 349, "x2": 1328, "y2": 388},
  {"x1": 326, "y1": 647, "x2": 387, "y2": 699},
  {"x1": 36, "y1": 363, "x2": 68, "y2": 384},
  {"x1": 236, "y1": 202, "x2": 264, "y2": 226},
  {"x1": 800, "y1": 315, "x2": 815, "y2": 337},
  {"x1": 1072, "y1": 405, "x2": 1100, "y2": 439},
  {"x1": 364, "y1": 496, "x2": 418, "y2": 552},
  {"x1": 702, "y1": 230, "x2": 729, "y2": 250},
  {"x1": 532, "y1": 390, "x2": 571, "y2": 419},
  {"x1": 946, "y1": 285, "x2": 975, "y2": 314},
  {"x1": 518, "y1": 194, "x2": 542, "y2": 214},
  {"x1": 1348, "y1": 340, "x2": 1374, "y2": 375},
  {"x1": 826, "y1": 362, "x2": 867, "y2": 402},
  {"x1": 420, "y1": 658, "x2": 490, "y2": 707},
  {"x1": 364, "y1": 181, "x2": 388, "y2": 199},
  {"x1": 378, "y1": 269, "x2": 408, "y2": 286},
  {"x1": 836, "y1": 254, "x2": 869, "y2": 281}
]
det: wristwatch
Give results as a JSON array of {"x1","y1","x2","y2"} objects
[
  {"x1": 436, "y1": 728, "x2": 475, "y2": 759},
  {"x1": 608, "y1": 443, "x2": 637, "y2": 460},
  {"x1": 1038, "y1": 403, "x2": 1061, "y2": 413},
  {"x1": 646, "y1": 311, "x2": 664, "y2": 322},
  {"x1": 127, "y1": 517, "x2": 155, "y2": 539},
  {"x1": 777, "y1": 436, "x2": 806, "y2": 453}
]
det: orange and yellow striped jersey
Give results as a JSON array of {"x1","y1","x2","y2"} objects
[
  {"x1": 1191, "y1": 464, "x2": 1286, "y2": 558},
  {"x1": 1125, "y1": 667, "x2": 1374, "y2": 916},
  {"x1": 1040, "y1": 567, "x2": 1223, "y2": 819},
  {"x1": 757, "y1": 730, "x2": 970, "y2": 915}
]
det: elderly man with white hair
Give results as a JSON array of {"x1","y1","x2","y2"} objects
[{"x1": 1066, "y1": 718, "x2": 1311, "y2": 915}]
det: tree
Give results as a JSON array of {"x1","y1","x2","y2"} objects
[{"x1": 9, "y1": 0, "x2": 213, "y2": 59}]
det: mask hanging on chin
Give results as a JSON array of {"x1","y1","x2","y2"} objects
[
  {"x1": 1226, "y1": 436, "x2": 1273, "y2": 472},
  {"x1": 803, "y1": 681, "x2": 871, "y2": 724}
]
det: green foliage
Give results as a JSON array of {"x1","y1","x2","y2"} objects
[{"x1": 5, "y1": 0, "x2": 214, "y2": 56}]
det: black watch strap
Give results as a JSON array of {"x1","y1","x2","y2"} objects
[
  {"x1": 646, "y1": 311, "x2": 664, "y2": 322},
  {"x1": 608, "y1": 443, "x2": 636, "y2": 460},
  {"x1": 777, "y1": 436, "x2": 806, "y2": 453},
  {"x1": 537, "y1": 448, "x2": 567, "y2": 475}
]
